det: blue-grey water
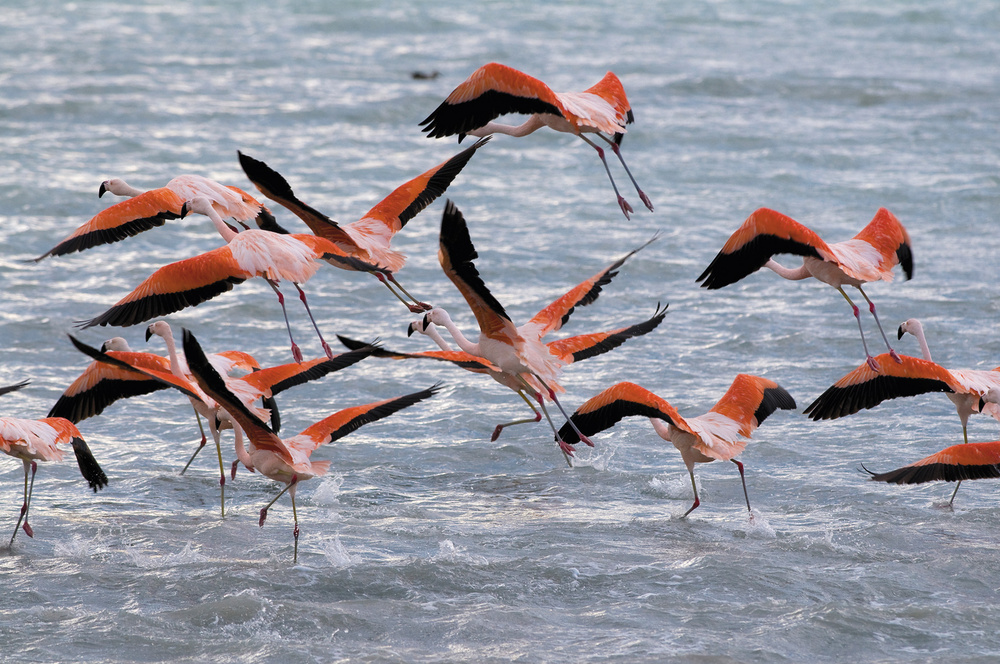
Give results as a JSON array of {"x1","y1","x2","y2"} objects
[{"x1": 2, "y1": 1, "x2": 999, "y2": 662}]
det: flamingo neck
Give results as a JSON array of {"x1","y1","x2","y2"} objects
[
  {"x1": 650, "y1": 417, "x2": 674, "y2": 442},
  {"x1": 155, "y1": 327, "x2": 186, "y2": 378},
  {"x1": 107, "y1": 179, "x2": 145, "y2": 198},
  {"x1": 432, "y1": 310, "x2": 480, "y2": 357},
  {"x1": 232, "y1": 423, "x2": 255, "y2": 472},
  {"x1": 420, "y1": 324, "x2": 455, "y2": 352},
  {"x1": 764, "y1": 259, "x2": 811, "y2": 281},
  {"x1": 469, "y1": 116, "x2": 546, "y2": 139},
  {"x1": 907, "y1": 320, "x2": 934, "y2": 362},
  {"x1": 188, "y1": 196, "x2": 238, "y2": 243}
]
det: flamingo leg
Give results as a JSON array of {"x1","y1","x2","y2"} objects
[
  {"x1": 838, "y1": 287, "x2": 880, "y2": 372},
  {"x1": 290, "y1": 483, "x2": 300, "y2": 564},
  {"x1": 682, "y1": 465, "x2": 701, "y2": 517},
  {"x1": 267, "y1": 279, "x2": 303, "y2": 363},
  {"x1": 732, "y1": 459, "x2": 752, "y2": 514},
  {"x1": 515, "y1": 376, "x2": 575, "y2": 465},
  {"x1": 597, "y1": 133, "x2": 654, "y2": 212},
  {"x1": 491, "y1": 389, "x2": 543, "y2": 441},
  {"x1": 10, "y1": 460, "x2": 36, "y2": 545},
  {"x1": 208, "y1": 420, "x2": 226, "y2": 518},
  {"x1": 578, "y1": 134, "x2": 634, "y2": 219},
  {"x1": 857, "y1": 286, "x2": 902, "y2": 363},
  {"x1": 380, "y1": 272, "x2": 432, "y2": 313},
  {"x1": 258, "y1": 475, "x2": 296, "y2": 528},
  {"x1": 179, "y1": 405, "x2": 209, "y2": 476},
  {"x1": 293, "y1": 282, "x2": 333, "y2": 359},
  {"x1": 529, "y1": 372, "x2": 594, "y2": 448}
]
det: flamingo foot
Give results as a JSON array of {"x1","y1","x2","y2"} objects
[
  {"x1": 889, "y1": 349, "x2": 903, "y2": 364},
  {"x1": 406, "y1": 303, "x2": 426, "y2": 314},
  {"x1": 22, "y1": 521, "x2": 33, "y2": 538},
  {"x1": 491, "y1": 425, "x2": 504, "y2": 442},
  {"x1": 617, "y1": 196, "x2": 633, "y2": 219},
  {"x1": 638, "y1": 191, "x2": 654, "y2": 212},
  {"x1": 558, "y1": 439, "x2": 576, "y2": 456},
  {"x1": 291, "y1": 343, "x2": 303, "y2": 364},
  {"x1": 580, "y1": 434, "x2": 594, "y2": 448},
  {"x1": 866, "y1": 355, "x2": 881, "y2": 373},
  {"x1": 259, "y1": 507, "x2": 268, "y2": 527},
  {"x1": 682, "y1": 497, "x2": 701, "y2": 518},
  {"x1": 231, "y1": 460, "x2": 239, "y2": 481},
  {"x1": 321, "y1": 340, "x2": 334, "y2": 360}
]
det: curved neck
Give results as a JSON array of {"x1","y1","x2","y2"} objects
[
  {"x1": 906, "y1": 320, "x2": 933, "y2": 362},
  {"x1": 431, "y1": 310, "x2": 480, "y2": 357},
  {"x1": 650, "y1": 417, "x2": 673, "y2": 442},
  {"x1": 232, "y1": 423, "x2": 254, "y2": 472},
  {"x1": 764, "y1": 259, "x2": 811, "y2": 281},
  {"x1": 188, "y1": 196, "x2": 237, "y2": 243},
  {"x1": 420, "y1": 324, "x2": 455, "y2": 352},
  {"x1": 107, "y1": 179, "x2": 145, "y2": 197},
  {"x1": 154, "y1": 325, "x2": 186, "y2": 378}
]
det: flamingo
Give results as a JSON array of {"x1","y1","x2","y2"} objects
[
  {"x1": 419, "y1": 63, "x2": 652, "y2": 219},
  {"x1": 179, "y1": 327, "x2": 439, "y2": 563},
  {"x1": 805, "y1": 319, "x2": 1000, "y2": 506},
  {"x1": 77, "y1": 195, "x2": 388, "y2": 363},
  {"x1": 697, "y1": 207, "x2": 913, "y2": 372},
  {"x1": 414, "y1": 200, "x2": 660, "y2": 460},
  {"x1": 2, "y1": 382, "x2": 108, "y2": 544},
  {"x1": 557, "y1": 376, "x2": 796, "y2": 517},
  {"x1": 863, "y1": 440, "x2": 1000, "y2": 505},
  {"x1": 238, "y1": 138, "x2": 489, "y2": 313},
  {"x1": 32, "y1": 174, "x2": 275, "y2": 261}
]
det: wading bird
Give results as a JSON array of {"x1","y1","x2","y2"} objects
[
  {"x1": 419, "y1": 63, "x2": 652, "y2": 219},
  {"x1": 557, "y1": 376, "x2": 796, "y2": 517},
  {"x1": 1, "y1": 381, "x2": 108, "y2": 544},
  {"x1": 238, "y1": 138, "x2": 488, "y2": 313},
  {"x1": 697, "y1": 207, "x2": 913, "y2": 372},
  {"x1": 413, "y1": 200, "x2": 661, "y2": 461},
  {"x1": 863, "y1": 440, "x2": 1000, "y2": 504},
  {"x1": 180, "y1": 327, "x2": 439, "y2": 563},
  {"x1": 77, "y1": 196, "x2": 389, "y2": 362},
  {"x1": 33, "y1": 174, "x2": 274, "y2": 261}
]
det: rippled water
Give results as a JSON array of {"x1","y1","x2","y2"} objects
[{"x1": 2, "y1": 1, "x2": 999, "y2": 662}]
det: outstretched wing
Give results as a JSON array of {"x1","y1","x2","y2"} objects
[
  {"x1": 556, "y1": 381, "x2": 690, "y2": 446},
  {"x1": 420, "y1": 63, "x2": 565, "y2": 139},
  {"x1": 438, "y1": 200, "x2": 519, "y2": 343},
  {"x1": 545, "y1": 303, "x2": 667, "y2": 364},
  {"x1": 40, "y1": 417, "x2": 108, "y2": 492},
  {"x1": 0, "y1": 380, "x2": 29, "y2": 398},
  {"x1": 864, "y1": 441, "x2": 1000, "y2": 484},
  {"x1": 66, "y1": 336, "x2": 203, "y2": 403},
  {"x1": 843, "y1": 207, "x2": 913, "y2": 281},
  {"x1": 337, "y1": 334, "x2": 497, "y2": 373},
  {"x1": 707, "y1": 374, "x2": 796, "y2": 437},
  {"x1": 33, "y1": 187, "x2": 185, "y2": 261},
  {"x1": 528, "y1": 234, "x2": 658, "y2": 337},
  {"x1": 804, "y1": 354, "x2": 961, "y2": 421},
  {"x1": 237, "y1": 345, "x2": 378, "y2": 396},
  {"x1": 696, "y1": 208, "x2": 833, "y2": 290},
  {"x1": 299, "y1": 384, "x2": 442, "y2": 445},
  {"x1": 77, "y1": 246, "x2": 250, "y2": 328},
  {"x1": 48, "y1": 355, "x2": 171, "y2": 422}
]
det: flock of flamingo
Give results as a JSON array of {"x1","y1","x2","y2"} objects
[{"x1": 3, "y1": 63, "x2": 999, "y2": 561}]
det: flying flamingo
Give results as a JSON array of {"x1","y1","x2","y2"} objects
[
  {"x1": 413, "y1": 200, "x2": 660, "y2": 460},
  {"x1": 77, "y1": 195, "x2": 389, "y2": 362},
  {"x1": 419, "y1": 63, "x2": 652, "y2": 219},
  {"x1": 1, "y1": 381, "x2": 108, "y2": 544},
  {"x1": 863, "y1": 440, "x2": 1000, "y2": 505},
  {"x1": 238, "y1": 138, "x2": 488, "y2": 313},
  {"x1": 32, "y1": 174, "x2": 275, "y2": 262},
  {"x1": 697, "y1": 207, "x2": 913, "y2": 372},
  {"x1": 805, "y1": 318, "x2": 1000, "y2": 506},
  {"x1": 179, "y1": 327, "x2": 439, "y2": 563},
  {"x1": 557, "y1": 376, "x2": 796, "y2": 517}
]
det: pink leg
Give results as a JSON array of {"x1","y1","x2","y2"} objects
[
  {"x1": 11, "y1": 461, "x2": 37, "y2": 544},
  {"x1": 839, "y1": 288, "x2": 879, "y2": 372},
  {"x1": 294, "y1": 283, "x2": 333, "y2": 359},
  {"x1": 682, "y1": 466, "x2": 700, "y2": 517},
  {"x1": 732, "y1": 459, "x2": 752, "y2": 513},
  {"x1": 601, "y1": 134, "x2": 654, "y2": 212},
  {"x1": 858, "y1": 286, "x2": 901, "y2": 363},
  {"x1": 267, "y1": 280, "x2": 303, "y2": 363},
  {"x1": 579, "y1": 135, "x2": 633, "y2": 219}
]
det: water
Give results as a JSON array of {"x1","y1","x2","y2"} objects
[{"x1": 1, "y1": 1, "x2": 999, "y2": 661}]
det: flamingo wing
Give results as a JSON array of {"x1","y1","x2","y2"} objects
[
  {"x1": 528, "y1": 234, "x2": 658, "y2": 336},
  {"x1": 299, "y1": 384, "x2": 442, "y2": 445},
  {"x1": 804, "y1": 354, "x2": 962, "y2": 421},
  {"x1": 48, "y1": 355, "x2": 171, "y2": 422},
  {"x1": 848, "y1": 207, "x2": 913, "y2": 280},
  {"x1": 337, "y1": 334, "x2": 497, "y2": 373},
  {"x1": 40, "y1": 417, "x2": 108, "y2": 492},
  {"x1": 237, "y1": 345, "x2": 378, "y2": 397},
  {"x1": 707, "y1": 374, "x2": 797, "y2": 437},
  {"x1": 582, "y1": 71, "x2": 634, "y2": 143},
  {"x1": 864, "y1": 441, "x2": 1000, "y2": 484},
  {"x1": 0, "y1": 381, "x2": 29, "y2": 398},
  {"x1": 557, "y1": 381, "x2": 690, "y2": 445},
  {"x1": 33, "y1": 187, "x2": 186, "y2": 261},
  {"x1": 67, "y1": 337, "x2": 204, "y2": 403},
  {"x1": 237, "y1": 151, "x2": 359, "y2": 250},
  {"x1": 545, "y1": 303, "x2": 668, "y2": 364},
  {"x1": 696, "y1": 208, "x2": 835, "y2": 289},
  {"x1": 438, "y1": 200, "x2": 519, "y2": 343},
  {"x1": 420, "y1": 63, "x2": 566, "y2": 139},
  {"x1": 77, "y1": 245, "x2": 250, "y2": 329}
]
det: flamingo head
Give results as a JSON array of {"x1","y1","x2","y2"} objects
[
  {"x1": 101, "y1": 337, "x2": 131, "y2": 352},
  {"x1": 145, "y1": 320, "x2": 170, "y2": 343}
]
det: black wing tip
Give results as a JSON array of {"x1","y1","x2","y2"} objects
[
  {"x1": 0, "y1": 380, "x2": 30, "y2": 398},
  {"x1": 897, "y1": 242, "x2": 914, "y2": 281},
  {"x1": 70, "y1": 437, "x2": 109, "y2": 492}
]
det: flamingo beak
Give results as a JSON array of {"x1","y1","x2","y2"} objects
[
  {"x1": 180, "y1": 201, "x2": 191, "y2": 218},
  {"x1": 98, "y1": 181, "x2": 109, "y2": 198},
  {"x1": 896, "y1": 325, "x2": 905, "y2": 340},
  {"x1": 406, "y1": 322, "x2": 417, "y2": 338},
  {"x1": 144, "y1": 326, "x2": 154, "y2": 342}
]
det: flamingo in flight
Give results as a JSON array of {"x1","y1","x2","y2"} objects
[
  {"x1": 237, "y1": 138, "x2": 488, "y2": 313},
  {"x1": 77, "y1": 196, "x2": 388, "y2": 363},
  {"x1": 413, "y1": 200, "x2": 660, "y2": 461},
  {"x1": 697, "y1": 207, "x2": 913, "y2": 372},
  {"x1": 1, "y1": 381, "x2": 108, "y2": 544},
  {"x1": 806, "y1": 318, "x2": 1000, "y2": 506},
  {"x1": 179, "y1": 327, "x2": 439, "y2": 563},
  {"x1": 67, "y1": 329, "x2": 378, "y2": 517},
  {"x1": 557, "y1": 376, "x2": 796, "y2": 517},
  {"x1": 419, "y1": 63, "x2": 652, "y2": 219},
  {"x1": 32, "y1": 174, "x2": 275, "y2": 262},
  {"x1": 863, "y1": 440, "x2": 1000, "y2": 505}
]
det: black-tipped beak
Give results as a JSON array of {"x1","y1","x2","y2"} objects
[
  {"x1": 980, "y1": 396, "x2": 987, "y2": 413},
  {"x1": 180, "y1": 201, "x2": 190, "y2": 218},
  {"x1": 98, "y1": 182, "x2": 109, "y2": 198},
  {"x1": 144, "y1": 326, "x2": 154, "y2": 342},
  {"x1": 458, "y1": 133, "x2": 466, "y2": 144},
  {"x1": 406, "y1": 322, "x2": 417, "y2": 338},
  {"x1": 896, "y1": 325, "x2": 904, "y2": 340}
]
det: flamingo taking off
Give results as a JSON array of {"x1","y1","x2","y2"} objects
[
  {"x1": 77, "y1": 196, "x2": 388, "y2": 363},
  {"x1": 413, "y1": 200, "x2": 661, "y2": 461},
  {"x1": 238, "y1": 138, "x2": 488, "y2": 313},
  {"x1": 32, "y1": 174, "x2": 275, "y2": 262},
  {"x1": 1, "y1": 381, "x2": 108, "y2": 544},
  {"x1": 419, "y1": 63, "x2": 652, "y2": 219},
  {"x1": 557, "y1": 376, "x2": 796, "y2": 517},
  {"x1": 863, "y1": 440, "x2": 1000, "y2": 505},
  {"x1": 697, "y1": 207, "x2": 913, "y2": 372},
  {"x1": 179, "y1": 327, "x2": 439, "y2": 563}
]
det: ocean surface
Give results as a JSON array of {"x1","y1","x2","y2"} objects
[{"x1": 2, "y1": 1, "x2": 999, "y2": 662}]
